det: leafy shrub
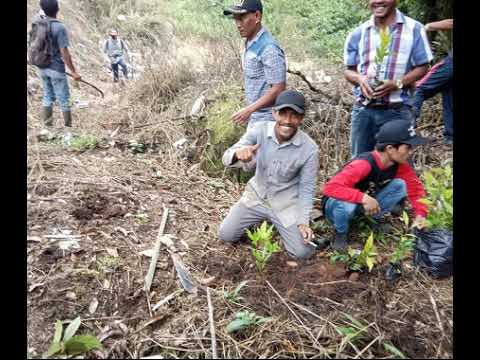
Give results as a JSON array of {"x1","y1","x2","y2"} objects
[
  {"x1": 69, "y1": 134, "x2": 99, "y2": 151},
  {"x1": 331, "y1": 232, "x2": 377, "y2": 272},
  {"x1": 419, "y1": 165, "x2": 453, "y2": 231}
]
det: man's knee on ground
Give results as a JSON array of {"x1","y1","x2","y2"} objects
[
  {"x1": 289, "y1": 245, "x2": 315, "y2": 259},
  {"x1": 217, "y1": 223, "x2": 239, "y2": 243}
]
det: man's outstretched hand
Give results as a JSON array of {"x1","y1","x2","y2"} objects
[{"x1": 234, "y1": 144, "x2": 260, "y2": 163}]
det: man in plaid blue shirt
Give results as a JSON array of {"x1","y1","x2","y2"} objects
[
  {"x1": 224, "y1": 0, "x2": 286, "y2": 128},
  {"x1": 344, "y1": 0, "x2": 433, "y2": 158}
]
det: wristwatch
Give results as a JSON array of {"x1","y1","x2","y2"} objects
[{"x1": 396, "y1": 79, "x2": 404, "y2": 89}]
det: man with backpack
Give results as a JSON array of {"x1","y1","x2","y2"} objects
[
  {"x1": 321, "y1": 120, "x2": 429, "y2": 250},
  {"x1": 103, "y1": 29, "x2": 130, "y2": 83},
  {"x1": 28, "y1": 0, "x2": 81, "y2": 128}
]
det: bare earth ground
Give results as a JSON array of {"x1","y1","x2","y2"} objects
[{"x1": 27, "y1": 1, "x2": 453, "y2": 358}]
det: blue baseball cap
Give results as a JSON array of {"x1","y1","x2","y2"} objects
[
  {"x1": 223, "y1": 0, "x2": 263, "y2": 16},
  {"x1": 376, "y1": 120, "x2": 430, "y2": 147}
]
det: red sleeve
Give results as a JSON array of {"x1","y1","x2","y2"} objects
[
  {"x1": 322, "y1": 160, "x2": 372, "y2": 203},
  {"x1": 395, "y1": 163, "x2": 428, "y2": 217}
]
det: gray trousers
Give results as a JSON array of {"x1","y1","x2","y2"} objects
[{"x1": 218, "y1": 200, "x2": 315, "y2": 259}]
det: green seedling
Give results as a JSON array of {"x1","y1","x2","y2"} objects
[
  {"x1": 221, "y1": 280, "x2": 248, "y2": 304},
  {"x1": 335, "y1": 313, "x2": 369, "y2": 344},
  {"x1": 69, "y1": 134, "x2": 98, "y2": 151},
  {"x1": 43, "y1": 317, "x2": 102, "y2": 358},
  {"x1": 389, "y1": 234, "x2": 415, "y2": 264},
  {"x1": 226, "y1": 310, "x2": 272, "y2": 333},
  {"x1": 246, "y1": 221, "x2": 281, "y2": 272},
  {"x1": 371, "y1": 27, "x2": 391, "y2": 89},
  {"x1": 128, "y1": 140, "x2": 146, "y2": 154},
  {"x1": 135, "y1": 213, "x2": 150, "y2": 224},
  {"x1": 383, "y1": 342, "x2": 407, "y2": 359},
  {"x1": 330, "y1": 232, "x2": 377, "y2": 272},
  {"x1": 419, "y1": 165, "x2": 453, "y2": 231}
]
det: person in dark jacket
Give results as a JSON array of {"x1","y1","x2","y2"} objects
[{"x1": 321, "y1": 120, "x2": 430, "y2": 250}]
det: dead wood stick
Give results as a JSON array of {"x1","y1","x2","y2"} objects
[
  {"x1": 429, "y1": 292, "x2": 445, "y2": 339},
  {"x1": 144, "y1": 207, "x2": 169, "y2": 292},
  {"x1": 151, "y1": 289, "x2": 183, "y2": 311},
  {"x1": 353, "y1": 335, "x2": 381, "y2": 359},
  {"x1": 287, "y1": 68, "x2": 334, "y2": 100},
  {"x1": 206, "y1": 287, "x2": 218, "y2": 359},
  {"x1": 266, "y1": 281, "x2": 324, "y2": 352}
]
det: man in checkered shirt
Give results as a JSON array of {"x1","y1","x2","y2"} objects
[
  {"x1": 224, "y1": 0, "x2": 286, "y2": 128},
  {"x1": 344, "y1": 0, "x2": 433, "y2": 158}
]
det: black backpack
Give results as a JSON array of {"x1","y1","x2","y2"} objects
[{"x1": 28, "y1": 16, "x2": 59, "y2": 68}]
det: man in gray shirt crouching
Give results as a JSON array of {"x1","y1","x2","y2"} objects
[{"x1": 218, "y1": 90, "x2": 319, "y2": 259}]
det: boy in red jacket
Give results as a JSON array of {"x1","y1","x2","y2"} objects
[{"x1": 322, "y1": 120, "x2": 430, "y2": 250}]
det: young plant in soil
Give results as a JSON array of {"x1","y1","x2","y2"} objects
[
  {"x1": 418, "y1": 165, "x2": 453, "y2": 231},
  {"x1": 246, "y1": 221, "x2": 281, "y2": 272},
  {"x1": 226, "y1": 310, "x2": 272, "y2": 334},
  {"x1": 221, "y1": 280, "x2": 248, "y2": 304},
  {"x1": 69, "y1": 134, "x2": 99, "y2": 152},
  {"x1": 335, "y1": 313, "x2": 369, "y2": 345},
  {"x1": 330, "y1": 232, "x2": 378, "y2": 272},
  {"x1": 43, "y1": 317, "x2": 102, "y2": 358}
]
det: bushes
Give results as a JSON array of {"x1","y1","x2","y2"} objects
[
  {"x1": 420, "y1": 165, "x2": 453, "y2": 231},
  {"x1": 200, "y1": 84, "x2": 245, "y2": 178}
]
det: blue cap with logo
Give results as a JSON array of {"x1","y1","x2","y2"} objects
[
  {"x1": 223, "y1": 0, "x2": 263, "y2": 16},
  {"x1": 376, "y1": 120, "x2": 430, "y2": 147}
]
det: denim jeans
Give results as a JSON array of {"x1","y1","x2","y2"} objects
[
  {"x1": 111, "y1": 57, "x2": 129, "y2": 81},
  {"x1": 39, "y1": 68, "x2": 71, "y2": 112},
  {"x1": 412, "y1": 55, "x2": 453, "y2": 140},
  {"x1": 350, "y1": 105, "x2": 414, "y2": 158},
  {"x1": 324, "y1": 179, "x2": 407, "y2": 234}
]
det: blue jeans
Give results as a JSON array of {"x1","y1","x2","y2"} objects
[
  {"x1": 412, "y1": 55, "x2": 453, "y2": 140},
  {"x1": 350, "y1": 104, "x2": 414, "y2": 158},
  {"x1": 324, "y1": 179, "x2": 407, "y2": 234},
  {"x1": 39, "y1": 68, "x2": 71, "y2": 112},
  {"x1": 111, "y1": 57, "x2": 129, "y2": 81}
]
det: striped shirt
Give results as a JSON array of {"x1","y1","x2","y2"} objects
[
  {"x1": 242, "y1": 27, "x2": 287, "y2": 124},
  {"x1": 344, "y1": 10, "x2": 433, "y2": 105}
]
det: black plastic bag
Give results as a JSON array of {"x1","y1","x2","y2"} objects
[
  {"x1": 414, "y1": 228, "x2": 453, "y2": 279},
  {"x1": 385, "y1": 262, "x2": 403, "y2": 283}
]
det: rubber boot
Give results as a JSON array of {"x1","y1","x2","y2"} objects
[
  {"x1": 62, "y1": 111, "x2": 72, "y2": 127},
  {"x1": 42, "y1": 106, "x2": 53, "y2": 127}
]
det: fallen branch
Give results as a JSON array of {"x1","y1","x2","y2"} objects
[
  {"x1": 144, "y1": 207, "x2": 169, "y2": 292},
  {"x1": 151, "y1": 289, "x2": 183, "y2": 312},
  {"x1": 287, "y1": 68, "x2": 335, "y2": 100},
  {"x1": 207, "y1": 287, "x2": 218, "y2": 359}
]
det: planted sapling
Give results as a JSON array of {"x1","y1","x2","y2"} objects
[{"x1": 246, "y1": 221, "x2": 281, "y2": 272}]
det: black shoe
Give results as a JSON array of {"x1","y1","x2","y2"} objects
[
  {"x1": 311, "y1": 236, "x2": 330, "y2": 250},
  {"x1": 331, "y1": 232, "x2": 348, "y2": 251}
]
